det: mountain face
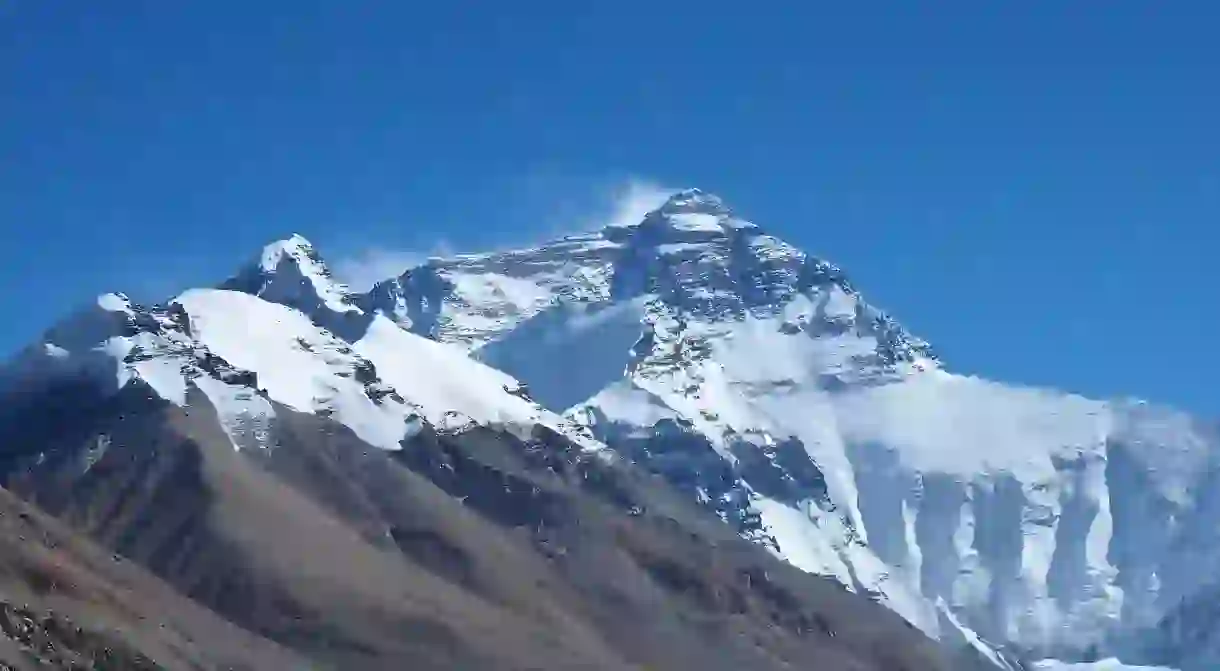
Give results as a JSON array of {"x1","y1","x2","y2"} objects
[
  {"x1": 0, "y1": 187, "x2": 1212, "y2": 670},
  {"x1": 352, "y1": 189, "x2": 1219, "y2": 669},
  {"x1": 0, "y1": 222, "x2": 964, "y2": 669}
]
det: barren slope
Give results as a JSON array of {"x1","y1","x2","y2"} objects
[{"x1": 0, "y1": 374, "x2": 958, "y2": 670}]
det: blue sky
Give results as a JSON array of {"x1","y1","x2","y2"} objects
[{"x1": 2, "y1": 2, "x2": 1216, "y2": 414}]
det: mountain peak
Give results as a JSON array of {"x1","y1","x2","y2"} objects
[
  {"x1": 356, "y1": 190, "x2": 927, "y2": 368},
  {"x1": 222, "y1": 234, "x2": 368, "y2": 337},
  {"x1": 655, "y1": 188, "x2": 731, "y2": 216},
  {"x1": 96, "y1": 291, "x2": 136, "y2": 315},
  {"x1": 257, "y1": 233, "x2": 318, "y2": 273},
  {"x1": 629, "y1": 188, "x2": 761, "y2": 241}
]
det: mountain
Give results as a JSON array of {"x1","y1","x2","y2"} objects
[
  {"x1": 2, "y1": 187, "x2": 1213, "y2": 670},
  {"x1": 352, "y1": 189, "x2": 1220, "y2": 669},
  {"x1": 0, "y1": 233, "x2": 962, "y2": 668}
]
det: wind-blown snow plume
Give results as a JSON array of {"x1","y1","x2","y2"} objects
[
  {"x1": 334, "y1": 241, "x2": 456, "y2": 291},
  {"x1": 331, "y1": 176, "x2": 674, "y2": 291},
  {"x1": 604, "y1": 178, "x2": 676, "y2": 228}
]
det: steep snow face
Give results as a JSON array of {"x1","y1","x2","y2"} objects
[
  {"x1": 367, "y1": 189, "x2": 1219, "y2": 666},
  {"x1": 175, "y1": 289, "x2": 415, "y2": 450}
]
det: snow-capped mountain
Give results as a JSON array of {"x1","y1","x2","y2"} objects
[
  {"x1": 2, "y1": 188, "x2": 1213, "y2": 670},
  {"x1": 351, "y1": 189, "x2": 1219, "y2": 668},
  {"x1": 0, "y1": 221, "x2": 962, "y2": 671}
]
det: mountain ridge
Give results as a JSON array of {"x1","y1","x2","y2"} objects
[
  {"x1": 2, "y1": 187, "x2": 1214, "y2": 670},
  {"x1": 0, "y1": 303, "x2": 960, "y2": 669},
  {"x1": 294, "y1": 189, "x2": 1216, "y2": 669}
]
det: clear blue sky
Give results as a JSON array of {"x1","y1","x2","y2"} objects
[{"x1": 2, "y1": 2, "x2": 1216, "y2": 414}]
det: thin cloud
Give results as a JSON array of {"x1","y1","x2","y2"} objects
[
  {"x1": 332, "y1": 242, "x2": 452, "y2": 291},
  {"x1": 330, "y1": 175, "x2": 678, "y2": 290},
  {"x1": 606, "y1": 178, "x2": 676, "y2": 228},
  {"x1": 531, "y1": 175, "x2": 678, "y2": 240}
]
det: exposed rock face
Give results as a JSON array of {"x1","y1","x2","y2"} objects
[{"x1": 0, "y1": 600, "x2": 160, "y2": 670}]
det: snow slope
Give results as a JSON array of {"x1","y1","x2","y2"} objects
[{"x1": 356, "y1": 189, "x2": 1220, "y2": 667}]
